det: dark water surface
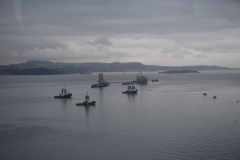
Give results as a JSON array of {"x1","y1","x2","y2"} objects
[{"x1": 0, "y1": 71, "x2": 240, "y2": 160}]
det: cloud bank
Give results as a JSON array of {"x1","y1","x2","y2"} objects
[{"x1": 0, "y1": 0, "x2": 240, "y2": 67}]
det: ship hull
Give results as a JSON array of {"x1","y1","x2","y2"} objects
[
  {"x1": 122, "y1": 90, "x2": 138, "y2": 94},
  {"x1": 54, "y1": 93, "x2": 72, "y2": 99},
  {"x1": 91, "y1": 83, "x2": 109, "y2": 88},
  {"x1": 76, "y1": 101, "x2": 96, "y2": 106}
]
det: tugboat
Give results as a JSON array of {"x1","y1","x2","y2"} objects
[
  {"x1": 122, "y1": 86, "x2": 138, "y2": 94},
  {"x1": 54, "y1": 87, "x2": 72, "y2": 98},
  {"x1": 76, "y1": 92, "x2": 96, "y2": 106},
  {"x1": 133, "y1": 72, "x2": 148, "y2": 84}
]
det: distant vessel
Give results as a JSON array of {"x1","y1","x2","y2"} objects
[
  {"x1": 122, "y1": 81, "x2": 133, "y2": 85},
  {"x1": 122, "y1": 86, "x2": 138, "y2": 94},
  {"x1": 91, "y1": 83, "x2": 109, "y2": 88},
  {"x1": 203, "y1": 93, "x2": 207, "y2": 96},
  {"x1": 91, "y1": 73, "x2": 109, "y2": 88},
  {"x1": 133, "y1": 72, "x2": 148, "y2": 84},
  {"x1": 76, "y1": 92, "x2": 96, "y2": 106},
  {"x1": 213, "y1": 96, "x2": 217, "y2": 99},
  {"x1": 54, "y1": 87, "x2": 72, "y2": 98},
  {"x1": 152, "y1": 79, "x2": 158, "y2": 82}
]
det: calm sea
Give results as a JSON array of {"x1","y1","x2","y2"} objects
[{"x1": 0, "y1": 71, "x2": 240, "y2": 160}]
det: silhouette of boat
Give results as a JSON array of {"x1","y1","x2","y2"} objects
[
  {"x1": 122, "y1": 86, "x2": 138, "y2": 94},
  {"x1": 133, "y1": 72, "x2": 148, "y2": 84},
  {"x1": 122, "y1": 81, "x2": 133, "y2": 85},
  {"x1": 91, "y1": 73, "x2": 109, "y2": 88},
  {"x1": 91, "y1": 83, "x2": 109, "y2": 88},
  {"x1": 54, "y1": 87, "x2": 72, "y2": 98},
  {"x1": 76, "y1": 92, "x2": 96, "y2": 106}
]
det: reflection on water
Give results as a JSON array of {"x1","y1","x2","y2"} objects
[
  {"x1": 99, "y1": 87, "x2": 104, "y2": 107},
  {"x1": 61, "y1": 99, "x2": 68, "y2": 107},
  {"x1": 83, "y1": 105, "x2": 96, "y2": 121},
  {"x1": 60, "y1": 99, "x2": 70, "y2": 119},
  {"x1": 127, "y1": 94, "x2": 136, "y2": 108}
]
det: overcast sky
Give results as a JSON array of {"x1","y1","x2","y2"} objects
[{"x1": 0, "y1": 0, "x2": 240, "y2": 67}]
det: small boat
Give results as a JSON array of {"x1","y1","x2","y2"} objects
[
  {"x1": 152, "y1": 79, "x2": 158, "y2": 82},
  {"x1": 203, "y1": 93, "x2": 207, "y2": 96},
  {"x1": 54, "y1": 88, "x2": 72, "y2": 98},
  {"x1": 76, "y1": 92, "x2": 96, "y2": 106},
  {"x1": 122, "y1": 81, "x2": 133, "y2": 85},
  {"x1": 122, "y1": 86, "x2": 138, "y2": 94},
  {"x1": 213, "y1": 96, "x2": 217, "y2": 99}
]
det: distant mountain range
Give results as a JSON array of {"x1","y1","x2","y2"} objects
[{"x1": 0, "y1": 60, "x2": 238, "y2": 75}]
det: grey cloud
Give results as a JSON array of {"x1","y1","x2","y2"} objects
[
  {"x1": 0, "y1": 36, "x2": 67, "y2": 53},
  {"x1": 194, "y1": 53, "x2": 207, "y2": 58},
  {"x1": 1, "y1": 0, "x2": 240, "y2": 36},
  {"x1": 1, "y1": 0, "x2": 240, "y2": 66},
  {"x1": 13, "y1": 0, "x2": 22, "y2": 27},
  {"x1": 0, "y1": 36, "x2": 130, "y2": 63},
  {"x1": 184, "y1": 38, "x2": 240, "y2": 53},
  {"x1": 88, "y1": 36, "x2": 112, "y2": 46}
]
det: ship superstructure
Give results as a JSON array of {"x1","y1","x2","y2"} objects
[
  {"x1": 91, "y1": 73, "x2": 109, "y2": 88},
  {"x1": 133, "y1": 72, "x2": 148, "y2": 84}
]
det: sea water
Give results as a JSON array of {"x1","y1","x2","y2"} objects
[{"x1": 0, "y1": 71, "x2": 240, "y2": 160}]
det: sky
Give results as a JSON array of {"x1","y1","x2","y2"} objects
[{"x1": 0, "y1": 0, "x2": 240, "y2": 67}]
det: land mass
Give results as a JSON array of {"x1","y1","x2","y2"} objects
[
  {"x1": 0, "y1": 60, "x2": 238, "y2": 75},
  {"x1": 0, "y1": 68, "x2": 61, "y2": 75},
  {"x1": 160, "y1": 70, "x2": 200, "y2": 74}
]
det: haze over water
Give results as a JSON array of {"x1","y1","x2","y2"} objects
[{"x1": 0, "y1": 71, "x2": 240, "y2": 160}]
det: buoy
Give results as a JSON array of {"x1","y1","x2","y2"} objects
[
  {"x1": 213, "y1": 96, "x2": 217, "y2": 99},
  {"x1": 149, "y1": 90, "x2": 151, "y2": 91},
  {"x1": 49, "y1": 97, "x2": 51, "y2": 98},
  {"x1": 203, "y1": 93, "x2": 207, "y2": 96},
  {"x1": 237, "y1": 101, "x2": 239, "y2": 103}
]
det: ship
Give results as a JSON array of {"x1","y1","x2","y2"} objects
[
  {"x1": 133, "y1": 72, "x2": 148, "y2": 84},
  {"x1": 76, "y1": 92, "x2": 96, "y2": 106},
  {"x1": 122, "y1": 81, "x2": 133, "y2": 85},
  {"x1": 152, "y1": 79, "x2": 158, "y2": 82},
  {"x1": 122, "y1": 86, "x2": 138, "y2": 94},
  {"x1": 91, "y1": 73, "x2": 109, "y2": 88},
  {"x1": 54, "y1": 87, "x2": 72, "y2": 98}
]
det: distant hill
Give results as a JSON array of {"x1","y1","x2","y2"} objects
[
  {"x1": 0, "y1": 60, "x2": 238, "y2": 75},
  {"x1": 0, "y1": 68, "x2": 61, "y2": 75},
  {"x1": 160, "y1": 70, "x2": 200, "y2": 74}
]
